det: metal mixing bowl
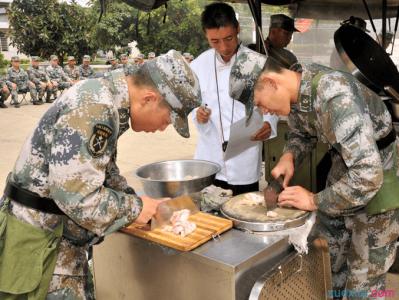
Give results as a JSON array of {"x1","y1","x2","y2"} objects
[{"x1": 135, "y1": 159, "x2": 221, "y2": 198}]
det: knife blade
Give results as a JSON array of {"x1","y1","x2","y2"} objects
[
  {"x1": 151, "y1": 195, "x2": 199, "y2": 230},
  {"x1": 263, "y1": 176, "x2": 284, "y2": 210}
]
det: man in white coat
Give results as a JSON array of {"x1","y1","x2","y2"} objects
[{"x1": 191, "y1": 2, "x2": 278, "y2": 195}]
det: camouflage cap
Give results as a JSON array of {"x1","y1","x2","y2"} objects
[
  {"x1": 31, "y1": 56, "x2": 40, "y2": 62},
  {"x1": 50, "y1": 55, "x2": 58, "y2": 61},
  {"x1": 229, "y1": 49, "x2": 267, "y2": 118},
  {"x1": 270, "y1": 14, "x2": 299, "y2": 32},
  {"x1": 120, "y1": 53, "x2": 128, "y2": 59},
  {"x1": 142, "y1": 49, "x2": 201, "y2": 138},
  {"x1": 108, "y1": 56, "x2": 116, "y2": 61},
  {"x1": 83, "y1": 55, "x2": 91, "y2": 61},
  {"x1": 11, "y1": 56, "x2": 20, "y2": 61},
  {"x1": 148, "y1": 52, "x2": 156, "y2": 58},
  {"x1": 67, "y1": 56, "x2": 76, "y2": 61}
]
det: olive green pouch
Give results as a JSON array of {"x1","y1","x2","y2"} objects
[
  {"x1": 367, "y1": 145, "x2": 399, "y2": 215},
  {"x1": 0, "y1": 200, "x2": 62, "y2": 300}
]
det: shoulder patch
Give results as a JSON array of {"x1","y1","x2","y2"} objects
[{"x1": 87, "y1": 124, "x2": 113, "y2": 157}]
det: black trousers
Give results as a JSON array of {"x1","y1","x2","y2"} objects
[{"x1": 213, "y1": 179, "x2": 259, "y2": 196}]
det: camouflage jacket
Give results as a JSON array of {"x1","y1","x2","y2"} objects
[
  {"x1": 79, "y1": 65, "x2": 94, "y2": 78},
  {"x1": 3, "y1": 69, "x2": 141, "y2": 276},
  {"x1": 64, "y1": 65, "x2": 80, "y2": 81},
  {"x1": 123, "y1": 63, "x2": 136, "y2": 76},
  {"x1": 46, "y1": 65, "x2": 70, "y2": 83},
  {"x1": 284, "y1": 63, "x2": 396, "y2": 216},
  {"x1": 110, "y1": 63, "x2": 122, "y2": 71},
  {"x1": 27, "y1": 65, "x2": 50, "y2": 85},
  {"x1": 6, "y1": 67, "x2": 31, "y2": 89}
]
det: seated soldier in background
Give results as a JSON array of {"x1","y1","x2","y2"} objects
[
  {"x1": 134, "y1": 53, "x2": 145, "y2": 65},
  {"x1": 0, "y1": 77, "x2": 10, "y2": 108},
  {"x1": 108, "y1": 56, "x2": 121, "y2": 71},
  {"x1": 27, "y1": 56, "x2": 53, "y2": 104},
  {"x1": 6, "y1": 56, "x2": 40, "y2": 108},
  {"x1": 147, "y1": 52, "x2": 156, "y2": 60},
  {"x1": 64, "y1": 56, "x2": 80, "y2": 84},
  {"x1": 46, "y1": 55, "x2": 73, "y2": 102},
  {"x1": 183, "y1": 52, "x2": 192, "y2": 63},
  {"x1": 120, "y1": 53, "x2": 136, "y2": 75},
  {"x1": 79, "y1": 55, "x2": 95, "y2": 79}
]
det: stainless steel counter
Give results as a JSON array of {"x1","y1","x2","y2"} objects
[{"x1": 93, "y1": 228, "x2": 294, "y2": 300}]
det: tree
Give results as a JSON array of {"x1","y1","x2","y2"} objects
[
  {"x1": 91, "y1": 0, "x2": 209, "y2": 57},
  {"x1": 8, "y1": 0, "x2": 97, "y2": 64},
  {"x1": 135, "y1": 0, "x2": 209, "y2": 56},
  {"x1": 90, "y1": 1, "x2": 136, "y2": 52}
]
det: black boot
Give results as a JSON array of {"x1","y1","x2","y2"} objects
[
  {"x1": 32, "y1": 99, "x2": 43, "y2": 105},
  {"x1": 46, "y1": 94, "x2": 53, "y2": 103},
  {"x1": 0, "y1": 101, "x2": 7, "y2": 108}
]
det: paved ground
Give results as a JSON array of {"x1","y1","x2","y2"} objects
[{"x1": 0, "y1": 99, "x2": 398, "y2": 298}]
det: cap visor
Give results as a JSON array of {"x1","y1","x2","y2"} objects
[{"x1": 172, "y1": 112, "x2": 190, "y2": 138}]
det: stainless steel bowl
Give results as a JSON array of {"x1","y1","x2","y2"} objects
[{"x1": 135, "y1": 159, "x2": 221, "y2": 198}]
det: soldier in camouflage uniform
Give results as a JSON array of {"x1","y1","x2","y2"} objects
[
  {"x1": 230, "y1": 53, "x2": 399, "y2": 299},
  {"x1": 6, "y1": 56, "x2": 40, "y2": 107},
  {"x1": 108, "y1": 56, "x2": 121, "y2": 71},
  {"x1": 147, "y1": 52, "x2": 156, "y2": 60},
  {"x1": 0, "y1": 50, "x2": 201, "y2": 299},
  {"x1": 46, "y1": 55, "x2": 73, "y2": 102},
  {"x1": 64, "y1": 56, "x2": 80, "y2": 83},
  {"x1": 79, "y1": 55, "x2": 95, "y2": 79},
  {"x1": 120, "y1": 53, "x2": 136, "y2": 76},
  {"x1": 27, "y1": 56, "x2": 53, "y2": 104},
  {"x1": 0, "y1": 77, "x2": 10, "y2": 108},
  {"x1": 133, "y1": 53, "x2": 145, "y2": 65}
]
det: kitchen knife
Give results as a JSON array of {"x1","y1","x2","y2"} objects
[
  {"x1": 263, "y1": 176, "x2": 284, "y2": 210},
  {"x1": 151, "y1": 195, "x2": 199, "y2": 230}
]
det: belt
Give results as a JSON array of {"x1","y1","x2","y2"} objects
[{"x1": 4, "y1": 180, "x2": 65, "y2": 215}]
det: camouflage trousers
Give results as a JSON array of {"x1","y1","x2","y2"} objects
[
  {"x1": 317, "y1": 208, "x2": 399, "y2": 300},
  {"x1": 46, "y1": 273, "x2": 95, "y2": 300},
  {"x1": 0, "y1": 88, "x2": 10, "y2": 103},
  {"x1": 49, "y1": 81, "x2": 72, "y2": 98},
  {"x1": 10, "y1": 85, "x2": 37, "y2": 102},
  {"x1": 35, "y1": 82, "x2": 51, "y2": 100}
]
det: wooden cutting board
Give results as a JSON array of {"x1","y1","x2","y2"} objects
[{"x1": 121, "y1": 212, "x2": 233, "y2": 251}]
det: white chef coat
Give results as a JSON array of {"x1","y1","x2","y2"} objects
[{"x1": 190, "y1": 46, "x2": 278, "y2": 185}]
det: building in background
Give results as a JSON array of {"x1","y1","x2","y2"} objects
[{"x1": 0, "y1": 0, "x2": 26, "y2": 59}]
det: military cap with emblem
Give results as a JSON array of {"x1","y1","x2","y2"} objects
[
  {"x1": 31, "y1": 56, "x2": 40, "y2": 62},
  {"x1": 136, "y1": 53, "x2": 144, "y2": 59},
  {"x1": 229, "y1": 49, "x2": 267, "y2": 119},
  {"x1": 50, "y1": 55, "x2": 58, "y2": 60},
  {"x1": 230, "y1": 50, "x2": 301, "y2": 118},
  {"x1": 270, "y1": 14, "x2": 299, "y2": 32},
  {"x1": 142, "y1": 49, "x2": 201, "y2": 138},
  {"x1": 11, "y1": 55, "x2": 20, "y2": 61},
  {"x1": 67, "y1": 56, "x2": 76, "y2": 61},
  {"x1": 148, "y1": 52, "x2": 156, "y2": 59},
  {"x1": 83, "y1": 55, "x2": 91, "y2": 61}
]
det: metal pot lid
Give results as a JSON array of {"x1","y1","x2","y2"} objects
[
  {"x1": 334, "y1": 24, "x2": 399, "y2": 93},
  {"x1": 220, "y1": 192, "x2": 309, "y2": 232}
]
